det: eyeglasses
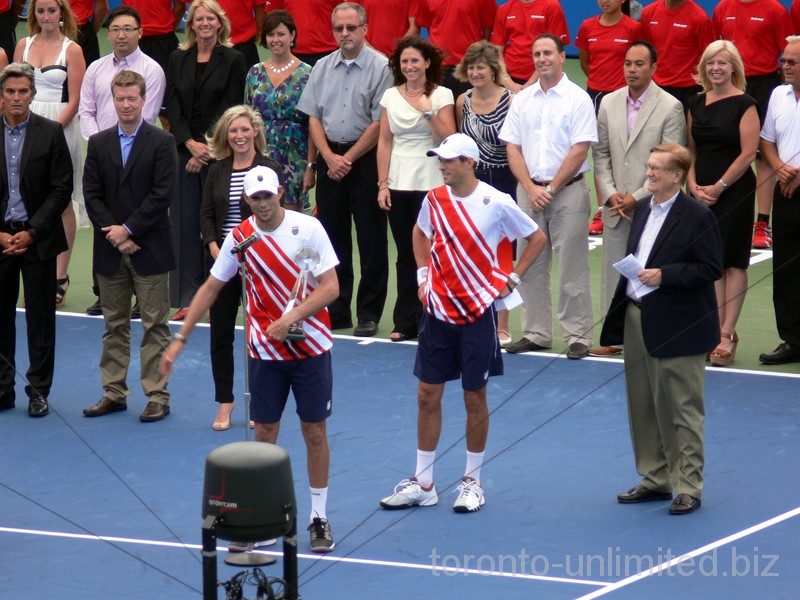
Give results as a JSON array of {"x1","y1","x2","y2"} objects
[
  {"x1": 108, "y1": 26, "x2": 140, "y2": 35},
  {"x1": 644, "y1": 163, "x2": 675, "y2": 173},
  {"x1": 332, "y1": 24, "x2": 364, "y2": 33},
  {"x1": 779, "y1": 58, "x2": 798, "y2": 67}
]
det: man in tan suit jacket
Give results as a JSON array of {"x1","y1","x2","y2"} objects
[{"x1": 590, "y1": 40, "x2": 686, "y2": 356}]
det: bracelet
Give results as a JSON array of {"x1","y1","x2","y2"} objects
[
  {"x1": 718, "y1": 178, "x2": 728, "y2": 190},
  {"x1": 174, "y1": 332, "x2": 188, "y2": 344},
  {"x1": 417, "y1": 266, "x2": 429, "y2": 286},
  {"x1": 377, "y1": 177, "x2": 392, "y2": 189}
]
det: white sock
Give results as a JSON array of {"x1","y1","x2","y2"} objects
[
  {"x1": 465, "y1": 451, "x2": 485, "y2": 485},
  {"x1": 310, "y1": 487, "x2": 327, "y2": 522},
  {"x1": 415, "y1": 450, "x2": 436, "y2": 487}
]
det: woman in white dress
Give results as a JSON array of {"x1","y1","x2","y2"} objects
[
  {"x1": 14, "y1": 0, "x2": 86, "y2": 307},
  {"x1": 377, "y1": 36, "x2": 455, "y2": 342}
]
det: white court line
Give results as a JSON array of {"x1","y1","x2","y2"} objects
[
  {"x1": 0, "y1": 526, "x2": 609, "y2": 588},
  {"x1": 575, "y1": 505, "x2": 800, "y2": 600}
]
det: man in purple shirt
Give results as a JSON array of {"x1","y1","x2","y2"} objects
[
  {"x1": 78, "y1": 5, "x2": 165, "y2": 140},
  {"x1": 78, "y1": 4, "x2": 166, "y2": 316}
]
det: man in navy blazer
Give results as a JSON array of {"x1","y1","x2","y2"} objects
[
  {"x1": 600, "y1": 143, "x2": 723, "y2": 516},
  {"x1": 0, "y1": 63, "x2": 73, "y2": 418},
  {"x1": 82, "y1": 70, "x2": 178, "y2": 423}
]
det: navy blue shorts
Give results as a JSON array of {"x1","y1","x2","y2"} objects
[
  {"x1": 414, "y1": 307, "x2": 503, "y2": 391},
  {"x1": 249, "y1": 351, "x2": 333, "y2": 424}
]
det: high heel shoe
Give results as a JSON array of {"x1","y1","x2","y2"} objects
[
  {"x1": 56, "y1": 275, "x2": 70, "y2": 307},
  {"x1": 710, "y1": 331, "x2": 739, "y2": 367},
  {"x1": 212, "y1": 402, "x2": 235, "y2": 431}
]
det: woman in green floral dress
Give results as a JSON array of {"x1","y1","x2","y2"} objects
[{"x1": 245, "y1": 9, "x2": 316, "y2": 211}]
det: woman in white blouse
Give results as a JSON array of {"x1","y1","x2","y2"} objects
[{"x1": 377, "y1": 36, "x2": 455, "y2": 342}]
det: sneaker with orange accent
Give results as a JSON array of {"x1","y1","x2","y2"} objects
[
  {"x1": 752, "y1": 220, "x2": 772, "y2": 249},
  {"x1": 588, "y1": 209, "x2": 603, "y2": 235}
]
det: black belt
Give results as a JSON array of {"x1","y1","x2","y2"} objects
[
  {"x1": 1, "y1": 220, "x2": 29, "y2": 232},
  {"x1": 532, "y1": 173, "x2": 584, "y2": 188},
  {"x1": 327, "y1": 140, "x2": 356, "y2": 153}
]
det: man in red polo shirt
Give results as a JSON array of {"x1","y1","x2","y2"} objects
[
  {"x1": 713, "y1": 0, "x2": 792, "y2": 249},
  {"x1": 640, "y1": 0, "x2": 714, "y2": 113},
  {"x1": 359, "y1": 0, "x2": 418, "y2": 57},
  {"x1": 266, "y1": 0, "x2": 338, "y2": 66},
  {"x1": 218, "y1": 0, "x2": 267, "y2": 68},
  {"x1": 122, "y1": 1, "x2": 186, "y2": 73},
  {"x1": 66, "y1": 0, "x2": 108, "y2": 66},
  {"x1": 416, "y1": 0, "x2": 497, "y2": 98},
  {"x1": 490, "y1": 0, "x2": 570, "y2": 92}
]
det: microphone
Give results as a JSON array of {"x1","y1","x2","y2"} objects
[{"x1": 230, "y1": 233, "x2": 260, "y2": 254}]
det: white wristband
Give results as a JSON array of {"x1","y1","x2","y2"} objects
[{"x1": 417, "y1": 267, "x2": 429, "y2": 286}]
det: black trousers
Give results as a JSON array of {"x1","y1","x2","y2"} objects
[
  {"x1": 233, "y1": 38, "x2": 260, "y2": 70},
  {"x1": 316, "y1": 145, "x2": 388, "y2": 325},
  {"x1": 387, "y1": 189, "x2": 425, "y2": 337},
  {"x1": 0, "y1": 10, "x2": 17, "y2": 66},
  {"x1": 0, "y1": 247, "x2": 57, "y2": 400},
  {"x1": 772, "y1": 186, "x2": 800, "y2": 347},
  {"x1": 208, "y1": 257, "x2": 242, "y2": 404},
  {"x1": 76, "y1": 20, "x2": 101, "y2": 67}
]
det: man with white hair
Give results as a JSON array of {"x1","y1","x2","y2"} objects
[{"x1": 758, "y1": 36, "x2": 800, "y2": 366}]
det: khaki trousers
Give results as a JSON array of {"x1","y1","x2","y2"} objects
[
  {"x1": 516, "y1": 179, "x2": 594, "y2": 347},
  {"x1": 97, "y1": 256, "x2": 171, "y2": 405},
  {"x1": 623, "y1": 303, "x2": 705, "y2": 498}
]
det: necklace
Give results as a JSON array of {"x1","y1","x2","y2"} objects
[
  {"x1": 268, "y1": 58, "x2": 296, "y2": 74},
  {"x1": 404, "y1": 83, "x2": 424, "y2": 97}
]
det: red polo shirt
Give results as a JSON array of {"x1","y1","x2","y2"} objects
[
  {"x1": 359, "y1": 0, "x2": 417, "y2": 57},
  {"x1": 416, "y1": 0, "x2": 497, "y2": 66},
  {"x1": 123, "y1": 0, "x2": 178, "y2": 36},
  {"x1": 490, "y1": 0, "x2": 570, "y2": 81},
  {"x1": 713, "y1": 0, "x2": 791, "y2": 76},
  {"x1": 575, "y1": 15, "x2": 642, "y2": 92},
  {"x1": 266, "y1": 0, "x2": 339, "y2": 54},
  {"x1": 640, "y1": 0, "x2": 715, "y2": 88},
  {"x1": 67, "y1": 0, "x2": 94, "y2": 25}
]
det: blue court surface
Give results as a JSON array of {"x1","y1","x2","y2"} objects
[{"x1": 1, "y1": 312, "x2": 798, "y2": 598}]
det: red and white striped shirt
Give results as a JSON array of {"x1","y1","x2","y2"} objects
[
  {"x1": 211, "y1": 212, "x2": 339, "y2": 361},
  {"x1": 417, "y1": 182, "x2": 538, "y2": 325}
]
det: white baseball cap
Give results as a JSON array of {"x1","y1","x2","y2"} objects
[
  {"x1": 243, "y1": 166, "x2": 280, "y2": 197},
  {"x1": 426, "y1": 133, "x2": 480, "y2": 162}
]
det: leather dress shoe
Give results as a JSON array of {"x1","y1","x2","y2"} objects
[
  {"x1": 353, "y1": 320, "x2": 378, "y2": 337},
  {"x1": 28, "y1": 395, "x2": 49, "y2": 417},
  {"x1": 85, "y1": 298, "x2": 103, "y2": 316},
  {"x1": 83, "y1": 397, "x2": 127, "y2": 417},
  {"x1": 617, "y1": 484, "x2": 672, "y2": 504},
  {"x1": 566, "y1": 342, "x2": 589, "y2": 359},
  {"x1": 504, "y1": 338, "x2": 549, "y2": 354},
  {"x1": 140, "y1": 401, "x2": 170, "y2": 422},
  {"x1": 669, "y1": 493, "x2": 701, "y2": 515},
  {"x1": 759, "y1": 342, "x2": 800, "y2": 365},
  {"x1": 588, "y1": 346, "x2": 623, "y2": 357}
]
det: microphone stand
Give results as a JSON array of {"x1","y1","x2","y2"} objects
[{"x1": 231, "y1": 233, "x2": 259, "y2": 441}]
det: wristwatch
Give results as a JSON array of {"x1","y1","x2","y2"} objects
[
  {"x1": 423, "y1": 111, "x2": 434, "y2": 120},
  {"x1": 544, "y1": 184, "x2": 553, "y2": 194},
  {"x1": 307, "y1": 162, "x2": 317, "y2": 172},
  {"x1": 174, "y1": 332, "x2": 188, "y2": 344},
  {"x1": 508, "y1": 272, "x2": 522, "y2": 286}
]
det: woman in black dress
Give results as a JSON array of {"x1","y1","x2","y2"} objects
[
  {"x1": 165, "y1": 0, "x2": 246, "y2": 319},
  {"x1": 687, "y1": 40, "x2": 759, "y2": 367}
]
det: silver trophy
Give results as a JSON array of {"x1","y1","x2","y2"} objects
[{"x1": 283, "y1": 246, "x2": 321, "y2": 341}]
